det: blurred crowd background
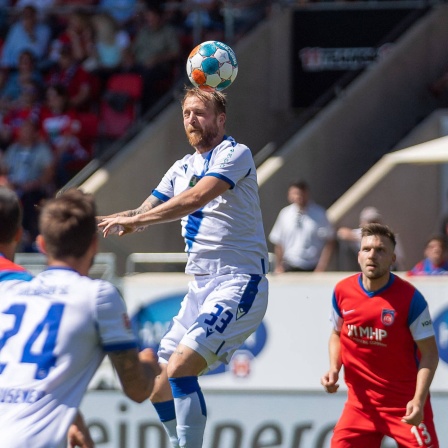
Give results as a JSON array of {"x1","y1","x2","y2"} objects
[{"x1": 0, "y1": 0, "x2": 275, "y2": 251}]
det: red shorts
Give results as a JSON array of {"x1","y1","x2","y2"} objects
[{"x1": 331, "y1": 400, "x2": 439, "y2": 448}]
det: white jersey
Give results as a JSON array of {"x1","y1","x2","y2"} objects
[
  {"x1": 0, "y1": 267, "x2": 137, "y2": 448},
  {"x1": 153, "y1": 136, "x2": 269, "y2": 275},
  {"x1": 269, "y1": 202, "x2": 334, "y2": 270}
]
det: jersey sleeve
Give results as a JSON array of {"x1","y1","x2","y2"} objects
[
  {"x1": 94, "y1": 281, "x2": 138, "y2": 352},
  {"x1": 152, "y1": 160, "x2": 182, "y2": 202},
  {"x1": 0, "y1": 271, "x2": 33, "y2": 282},
  {"x1": 0, "y1": 259, "x2": 33, "y2": 283},
  {"x1": 330, "y1": 291, "x2": 343, "y2": 331},
  {"x1": 408, "y1": 289, "x2": 435, "y2": 340},
  {"x1": 205, "y1": 141, "x2": 254, "y2": 189},
  {"x1": 408, "y1": 261, "x2": 425, "y2": 276},
  {"x1": 268, "y1": 208, "x2": 286, "y2": 245},
  {"x1": 319, "y1": 211, "x2": 336, "y2": 241}
]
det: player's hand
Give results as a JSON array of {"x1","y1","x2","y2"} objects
[
  {"x1": 139, "y1": 348, "x2": 161, "y2": 377},
  {"x1": 337, "y1": 227, "x2": 355, "y2": 241},
  {"x1": 274, "y1": 263, "x2": 285, "y2": 274},
  {"x1": 98, "y1": 217, "x2": 133, "y2": 237},
  {"x1": 321, "y1": 370, "x2": 340, "y2": 393},
  {"x1": 138, "y1": 348, "x2": 161, "y2": 398},
  {"x1": 67, "y1": 412, "x2": 95, "y2": 447},
  {"x1": 401, "y1": 399, "x2": 423, "y2": 426},
  {"x1": 95, "y1": 216, "x2": 105, "y2": 225}
]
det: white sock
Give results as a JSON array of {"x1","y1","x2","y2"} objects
[
  {"x1": 152, "y1": 400, "x2": 180, "y2": 448},
  {"x1": 169, "y1": 376, "x2": 207, "y2": 448}
]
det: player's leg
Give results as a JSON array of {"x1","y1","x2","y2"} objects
[
  {"x1": 331, "y1": 402, "x2": 383, "y2": 448},
  {"x1": 381, "y1": 401, "x2": 439, "y2": 448},
  {"x1": 152, "y1": 286, "x2": 201, "y2": 448},
  {"x1": 394, "y1": 422, "x2": 439, "y2": 448},
  {"x1": 162, "y1": 275, "x2": 215, "y2": 448},
  {"x1": 168, "y1": 273, "x2": 268, "y2": 448},
  {"x1": 167, "y1": 345, "x2": 208, "y2": 448},
  {"x1": 150, "y1": 363, "x2": 179, "y2": 448}
]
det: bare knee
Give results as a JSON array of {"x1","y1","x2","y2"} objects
[
  {"x1": 167, "y1": 354, "x2": 191, "y2": 378},
  {"x1": 167, "y1": 344, "x2": 207, "y2": 378}
]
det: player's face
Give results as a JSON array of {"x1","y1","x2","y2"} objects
[
  {"x1": 183, "y1": 96, "x2": 224, "y2": 152},
  {"x1": 288, "y1": 186, "x2": 308, "y2": 208},
  {"x1": 358, "y1": 235, "x2": 396, "y2": 281},
  {"x1": 425, "y1": 239, "x2": 446, "y2": 265}
]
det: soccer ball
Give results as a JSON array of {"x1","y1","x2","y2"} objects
[{"x1": 186, "y1": 41, "x2": 238, "y2": 91}]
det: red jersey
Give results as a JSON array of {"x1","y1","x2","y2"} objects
[
  {"x1": 46, "y1": 64, "x2": 92, "y2": 111},
  {"x1": 331, "y1": 273, "x2": 435, "y2": 410},
  {"x1": 2, "y1": 104, "x2": 42, "y2": 141},
  {"x1": 0, "y1": 254, "x2": 33, "y2": 282},
  {"x1": 40, "y1": 107, "x2": 80, "y2": 139}
]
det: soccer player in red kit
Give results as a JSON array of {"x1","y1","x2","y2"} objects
[{"x1": 321, "y1": 223, "x2": 439, "y2": 448}]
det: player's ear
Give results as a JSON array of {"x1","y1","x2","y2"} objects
[
  {"x1": 357, "y1": 250, "x2": 362, "y2": 267},
  {"x1": 218, "y1": 112, "x2": 225, "y2": 126},
  {"x1": 14, "y1": 226, "x2": 23, "y2": 243},
  {"x1": 391, "y1": 251, "x2": 397, "y2": 265},
  {"x1": 36, "y1": 234, "x2": 46, "y2": 254},
  {"x1": 89, "y1": 233, "x2": 99, "y2": 256}
]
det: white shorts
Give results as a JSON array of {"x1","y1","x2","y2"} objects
[{"x1": 158, "y1": 273, "x2": 268, "y2": 373}]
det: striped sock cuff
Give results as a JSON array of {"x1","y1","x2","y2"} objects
[
  {"x1": 169, "y1": 376, "x2": 200, "y2": 398},
  {"x1": 153, "y1": 399, "x2": 176, "y2": 422}
]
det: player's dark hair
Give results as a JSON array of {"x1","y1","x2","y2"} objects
[
  {"x1": 182, "y1": 86, "x2": 227, "y2": 116},
  {"x1": 425, "y1": 234, "x2": 447, "y2": 249},
  {"x1": 39, "y1": 189, "x2": 96, "y2": 259},
  {"x1": 361, "y1": 223, "x2": 396, "y2": 248},
  {"x1": 0, "y1": 187, "x2": 22, "y2": 244},
  {"x1": 289, "y1": 180, "x2": 309, "y2": 191}
]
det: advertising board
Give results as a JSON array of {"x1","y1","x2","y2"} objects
[{"x1": 83, "y1": 272, "x2": 448, "y2": 447}]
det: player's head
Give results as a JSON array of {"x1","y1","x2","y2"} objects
[
  {"x1": 287, "y1": 180, "x2": 309, "y2": 208},
  {"x1": 359, "y1": 206, "x2": 382, "y2": 225},
  {"x1": 38, "y1": 189, "x2": 97, "y2": 260},
  {"x1": 358, "y1": 223, "x2": 396, "y2": 280},
  {"x1": 360, "y1": 223, "x2": 396, "y2": 248},
  {"x1": 182, "y1": 86, "x2": 227, "y2": 116},
  {"x1": 181, "y1": 87, "x2": 226, "y2": 152},
  {"x1": 0, "y1": 186, "x2": 22, "y2": 246},
  {"x1": 424, "y1": 235, "x2": 447, "y2": 265}
]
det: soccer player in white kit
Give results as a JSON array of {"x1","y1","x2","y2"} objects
[
  {"x1": 0, "y1": 189, "x2": 160, "y2": 448},
  {"x1": 0, "y1": 186, "x2": 93, "y2": 447},
  {"x1": 98, "y1": 87, "x2": 269, "y2": 448}
]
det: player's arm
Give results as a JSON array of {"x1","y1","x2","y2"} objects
[
  {"x1": 99, "y1": 176, "x2": 230, "y2": 237},
  {"x1": 402, "y1": 335, "x2": 439, "y2": 426},
  {"x1": 337, "y1": 227, "x2": 358, "y2": 242},
  {"x1": 273, "y1": 244, "x2": 285, "y2": 274},
  {"x1": 315, "y1": 239, "x2": 336, "y2": 272},
  {"x1": 321, "y1": 330, "x2": 342, "y2": 393},
  {"x1": 96, "y1": 195, "x2": 162, "y2": 223},
  {"x1": 109, "y1": 348, "x2": 161, "y2": 403},
  {"x1": 67, "y1": 411, "x2": 94, "y2": 448}
]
